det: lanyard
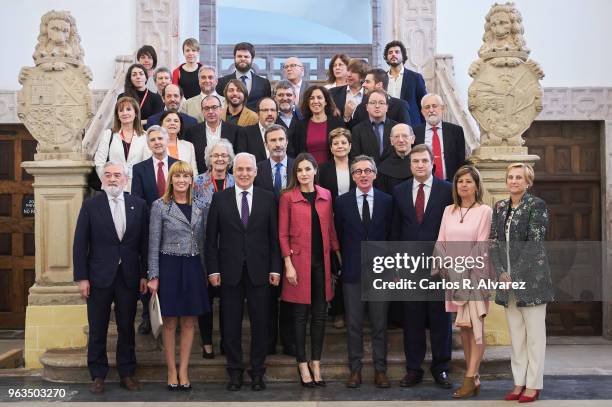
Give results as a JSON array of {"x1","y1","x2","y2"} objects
[
  {"x1": 139, "y1": 89, "x2": 149, "y2": 110},
  {"x1": 212, "y1": 177, "x2": 226, "y2": 193}
]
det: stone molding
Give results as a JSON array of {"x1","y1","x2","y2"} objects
[{"x1": 136, "y1": 0, "x2": 180, "y2": 69}]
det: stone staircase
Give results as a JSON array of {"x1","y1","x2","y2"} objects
[{"x1": 39, "y1": 306, "x2": 511, "y2": 383}]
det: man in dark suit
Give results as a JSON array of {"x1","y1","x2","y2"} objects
[
  {"x1": 384, "y1": 40, "x2": 427, "y2": 126},
  {"x1": 391, "y1": 144, "x2": 453, "y2": 389},
  {"x1": 413, "y1": 93, "x2": 466, "y2": 181},
  {"x1": 183, "y1": 94, "x2": 242, "y2": 173},
  {"x1": 253, "y1": 124, "x2": 296, "y2": 357},
  {"x1": 215, "y1": 42, "x2": 272, "y2": 110},
  {"x1": 348, "y1": 68, "x2": 412, "y2": 129},
  {"x1": 206, "y1": 152, "x2": 281, "y2": 391},
  {"x1": 242, "y1": 97, "x2": 278, "y2": 163},
  {"x1": 350, "y1": 89, "x2": 398, "y2": 163},
  {"x1": 329, "y1": 58, "x2": 368, "y2": 122},
  {"x1": 334, "y1": 155, "x2": 393, "y2": 389},
  {"x1": 274, "y1": 80, "x2": 302, "y2": 129},
  {"x1": 283, "y1": 56, "x2": 309, "y2": 106},
  {"x1": 145, "y1": 84, "x2": 197, "y2": 130},
  {"x1": 73, "y1": 161, "x2": 149, "y2": 394}
]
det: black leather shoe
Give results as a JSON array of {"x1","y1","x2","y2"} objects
[
  {"x1": 251, "y1": 375, "x2": 266, "y2": 391},
  {"x1": 433, "y1": 371, "x2": 453, "y2": 389},
  {"x1": 399, "y1": 371, "x2": 423, "y2": 387},
  {"x1": 227, "y1": 375, "x2": 243, "y2": 391},
  {"x1": 202, "y1": 347, "x2": 215, "y2": 359},
  {"x1": 138, "y1": 319, "x2": 151, "y2": 335},
  {"x1": 282, "y1": 345, "x2": 297, "y2": 357}
]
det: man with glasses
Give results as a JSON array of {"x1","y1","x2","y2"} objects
[
  {"x1": 283, "y1": 57, "x2": 309, "y2": 105},
  {"x1": 183, "y1": 94, "x2": 243, "y2": 172},
  {"x1": 273, "y1": 81, "x2": 302, "y2": 129},
  {"x1": 241, "y1": 97, "x2": 279, "y2": 163},
  {"x1": 350, "y1": 89, "x2": 398, "y2": 163},
  {"x1": 334, "y1": 155, "x2": 393, "y2": 389}
]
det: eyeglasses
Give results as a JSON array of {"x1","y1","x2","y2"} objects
[
  {"x1": 211, "y1": 153, "x2": 229, "y2": 159},
  {"x1": 202, "y1": 105, "x2": 221, "y2": 112},
  {"x1": 367, "y1": 101, "x2": 387, "y2": 107},
  {"x1": 351, "y1": 168, "x2": 375, "y2": 176},
  {"x1": 283, "y1": 64, "x2": 303, "y2": 70}
]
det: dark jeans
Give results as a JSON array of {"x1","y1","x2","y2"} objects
[{"x1": 293, "y1": 263, "x2": 327, "y2": 363}]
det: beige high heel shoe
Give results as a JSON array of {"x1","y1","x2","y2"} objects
[{"x1": 452, "y1": 375, "x2": 480, "y2": 398}]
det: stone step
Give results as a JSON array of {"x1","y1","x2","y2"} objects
[{"x1": 39, "y1": 345, "x2": 511, "y2": 383}]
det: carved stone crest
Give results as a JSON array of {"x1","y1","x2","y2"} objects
[
  {"x1": 468, "y1": 2, "x2": 544, "y2": 147},
  {"x1": 17, "y1": 10, "x2": 93, "y2": 160}
]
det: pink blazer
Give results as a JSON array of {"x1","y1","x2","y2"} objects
[{"x1": 278, "y1": 185, "x2": 340, "y2": 304}]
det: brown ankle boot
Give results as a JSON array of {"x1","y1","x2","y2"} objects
[{"x1": 452, "y1": 375, "x2": 479, "y2": 398}]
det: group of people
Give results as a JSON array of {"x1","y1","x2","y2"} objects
[{"x1": 74, "y1": 38, "x2": 553, "y2": 403}]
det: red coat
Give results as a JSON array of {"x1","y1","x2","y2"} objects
[{"x1": 279, "y1": 186, "x2": 340, "y2": 304}]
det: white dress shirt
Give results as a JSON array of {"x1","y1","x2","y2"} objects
[
  {"x1": 424, "y1": 122, "x2": 447, "y2": 179},
  {"x1": 292, "y1": 80, "x2": 303, "y2": 104},
  {"x1": 346, "y1": 86, "x2": 364, "y2": 107},
  {"x1": 336, "y1": 168, "x2": 351, "y2": 196},
  {"x1": 387, "y1": 68, "x2": 404, "y2": 99},
  {"x1": 412, "y1": 175, "x2": 433, "y2": 209},
  {"x1": 206, "y1": 122, "x2": 222, "y2": 147},
  {"x1": 356, "y1": 187, "x2": 374, "y2": 219},
  {"x1": 269, "y1": 156, "x2": 288, "y2": 188},
  {"x1": 235, "y1": 184, "x2": 254, "y2": 218}
]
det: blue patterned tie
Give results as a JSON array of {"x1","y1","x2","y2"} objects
[
  {"x1": 241, "y1": 191, "x2": 249, "y2": 227},
  {"x1": 240, "y1": 75, "x2": 248, "y2": 88},
  {"x1": 273, "y1": 162, "x2": 282, "y2": 197}
]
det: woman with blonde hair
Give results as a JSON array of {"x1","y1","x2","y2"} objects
[{"x1": 147, "y1": 161, "x2": 210, "y2": 391}]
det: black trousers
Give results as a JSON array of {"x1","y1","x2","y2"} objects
[
  {"x1": 140, "y1": 292, "x2": 150, "y2": 321},
  {"x1": 87, "y1": 267, "x2": 138, "y2": 380},
  {"x1": 269, "y1": 282, "x2": 296, "y2": 351},
  {"x1": 198, "y1": 284, "x2": 223, "y2": 347},
  {"x1": 293, "y1": 263, "x2": 327, "y2": 363},
  {"x1": 221, "y1": 267, "x2": 269, "y2": 376},
  {"x1": 402, "y1": 300, "x2": 452, "y2": 377}
]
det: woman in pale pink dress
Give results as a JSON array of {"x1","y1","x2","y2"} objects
[{"x1": 435, "y1": 165, "x2": 493, "y2": 398}]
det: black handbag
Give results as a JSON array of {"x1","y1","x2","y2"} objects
[{"x1": 87, "y1": 132, "x2": 114, "y2": 191}]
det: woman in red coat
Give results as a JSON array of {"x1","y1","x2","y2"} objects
[{"x1": 279, "y1": 153, "x2": 341, "y2": 388}]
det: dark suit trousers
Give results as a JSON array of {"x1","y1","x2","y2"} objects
[
  {"x1": 343, "y1": 282, "x2": 389, "y2": 372},
  {"x1": 402, "y1": 300, "x2": 452, "y2": 377},
  {"x1": 198, "y1": 284, "x2": 223, "y2": 347},
  {"x1": 86, "y1": 266, "x2": 138, "y2": 380},
  {"x1": 268, "y1": 283, "x2": 296, "y2": 351},
  {"x1": 221, "y1": 266, "x2": 269, "y2": 376}
]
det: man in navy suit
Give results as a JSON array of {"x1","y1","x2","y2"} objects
[
  {"x1": 73, "y1": 161, "x2": 149, "y2": 394},
  {"x1": 131, "y1": 126, "x2": 177, "y2": 334},
  {"x1": 216, "y1": 42, "x2": 272, "y2": 111},
  {"x1": 241, "y1": 98, "x2": 278, "y2": 163},
  {"x1": 206, "y1": 152, "x2": 281, "y2": 391},
  {"x1": 144, "y1": 84, "x2": 197, "y2": 130},
  {"x1": 391, "y1": 144, "x2": 453, "y2": 389},
  {"x1": 253, "y1": 124, "x2": 296, "y2": 356},
  {"x1": 384, "y1": 40, "x2": 427, "y2": 126},
  {"x1": 334, "y1": 155, "x2": 393, "y2": 389}
]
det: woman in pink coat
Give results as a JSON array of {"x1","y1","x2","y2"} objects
[{"x1": 279, "y1": 153, "x2": 341, "y2": 388}]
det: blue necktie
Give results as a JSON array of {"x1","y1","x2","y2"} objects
[
  {"x1": 241, "y1": 191, "x2": 249, "y2": 227},
  {"x1": 273, "y1": 162, "x2": 282, "y2": 197},
  {"x1": 240, "y1": 75, "x2": 248, "y2": 89},
  {"x1": 372, "y1": 122, "x2": 384, "y2": 155}
]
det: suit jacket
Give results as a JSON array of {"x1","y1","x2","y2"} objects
[
  {"x1": 349, "y1": 95, "x2": 411, "y2": 129},
  {"x1": 131, "y1": 156, "x2": 178, "y2": 207},
  {"x1": 73, "y1": 192, "x2": 149, "y2": 289},
  {"x1": 350, "y1": 117, "x2": 398, "y2": 163},
  {"x1": 394, "y1": 67, "x2": 427, "y2": 126},
  {"x1": 334, "y1": 188, "x2": 393, "y2": 283},
  {"x1": 275, "y1": 110, "x2": 302, "y2": 130},
  {"x1": 254, "y1": 157, "x2": 295, "y2": 198},
  {"x1": 241, "y1": 124, "x2": 268, "y2": 163},
  {"x1": 221, "y1": 105, "x2": 259, "y2": 127},
  {"x1": 317, "y1": 160, "x2": 356, "y2": 201},
  {"x1": 145, "y1": 111, "x2": 197, "y2": 130},
  {"x1": 278, "y1": 186, "x2": 340, "y2": 304},
  {"x1": 329, "y1": 85, "x2": 351, "y2": 118},
  {"x1": 288, "y1": 116, "x2": 344, "y2": 159},
  {"x1": 216, "y1": 71, "x2": 272, "y2": 111},
  {"x1": 294, "y1": 79, "x2": 309, "y2": 104},
  {"x1": 391, "y1": 177, "x2": 453, "y2": 242},
  {"x1": 413, "y1": 121, "x2": 466, "y2": 181},
  {"x1": 205, "y1": 186, "x2": 280, "y2": 286},
  {"x1": 183, "y1": 121, "x2": 242, "y2": 173}
]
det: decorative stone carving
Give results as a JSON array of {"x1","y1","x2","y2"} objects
[
  {"x1": 17, "y1": 10, "x2": 93, "y2": 161},
  {"x1": 137, "y1": 0, "x2": 179, "y2": 68},
  {"x1": 468, "y1": 2, "x2": 543, "y2": 149}
]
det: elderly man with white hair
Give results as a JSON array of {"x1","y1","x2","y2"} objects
[
  {"x1": 375, "y1": 123, "x2": 416, "y2": 194},
  {"x1": 413, "y1": 93, "x2": 466, "y2": 181},
  {"x1": 205, "y1": 152, "x2": 281, "y2": 392}
]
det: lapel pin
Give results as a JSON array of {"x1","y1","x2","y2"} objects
[{"x1": 130, "y1": 206, "x2": 134, "y2": 210}]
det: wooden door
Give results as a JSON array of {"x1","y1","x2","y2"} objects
[
  {"x1": 524, "y1": 120, "x2": 602, "y2": 335},
  {"x1": 0, "y1": 125, "x2": 36, "y2": 329}
]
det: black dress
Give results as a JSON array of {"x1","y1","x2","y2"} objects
[{"x1": 118, "y1": 89, "x2": 164, "y2": 120}]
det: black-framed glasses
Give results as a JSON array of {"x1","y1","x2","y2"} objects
[
  {"x1": 352, "y1": 168, "x2": 375, "y2": 176},
  {"x1": 203, "y1": 105, "x2": 221, "y2": 112}
]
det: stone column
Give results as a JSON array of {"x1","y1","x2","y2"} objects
[
  {"x1": 17, "y1": 10, "x2": 94, "y2": 368},
  {"x1": 199, "y1": 0, "x2": 218, "y2": 67}
]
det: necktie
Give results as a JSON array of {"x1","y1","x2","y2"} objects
[
  {"x1": 240, "y1": 75, "x2": 248, "y2": 90},
  {"x1": 156, "y1": 161, "x2": 166, "y2": 198},
  {"x1": 273, "y1": 162, "x2": 282, "y2": 197},
  {"x1": 241, "y1": 191, "x2": 249, "y2": 227},
  {"x1": 432, "y1": 126, "x2": 444, "y2": 179},
  {"x1": 113, "y1": 197, "x2": 125, "y2": 240},
  {"x1": 373, "y1": 122, "x2": 384, "y2": 155},
  {"x1": 361, "y1": 194, "x2": 370, "y2": 231},
  {"x1": 415, "y1": 183, "x2": 425, "y2": 224}
]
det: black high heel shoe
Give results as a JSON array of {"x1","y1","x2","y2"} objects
[
  {"x1": 298, "y1": 366, "x2": 315, "y2": 388},
  {"x1": 167, "y1": 374, "x2": 179, "y2": 391},
  {"x1": 202, "y1": 345, "x2": 215, "y2": 359},
  {"x1": 308, "y1": 363, "x2": 326, "y2": 387}
]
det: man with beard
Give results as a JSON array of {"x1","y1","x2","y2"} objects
[
  {"x1": 241, "y1": 97, "x2": 278, "y2": 162},
  {"x1": 216, "y1": 42, "x2": 272, "y2": 110},
  {"x1": 375, "y1": 123, "x2": 415, "y2": 194},
  {"x1": 221, "y1": 79, "x2": 259, "y2": 127},
  {"x1": 384, "y1": 40, "x2": 427, "y2": 126},
  {"x1": 145, "y1": 84, "x2": 197, "y2": 130},
  {"x1": 413, "y1": 93, "x2": 466, "y2": 181},
  {"x1": 73, "y1": 161, "x2": 149, "y2": 394},
  {"x1": 283, "y1": 57, "x2": 309, "y2": 105},
  {"x1": 181, "y1": 65, "x2": 223, "y2": 123},
  {"x1": 274, "y1": 81, "x2": 302, "y2": 129}
]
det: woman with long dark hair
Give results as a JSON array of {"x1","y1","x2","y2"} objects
[
  {"x1": 119, "y1": 63, "x2": 164, "y2": 123},
  {"x1": 324, "y1": 54, "x2": 350, "y2": 89}
]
